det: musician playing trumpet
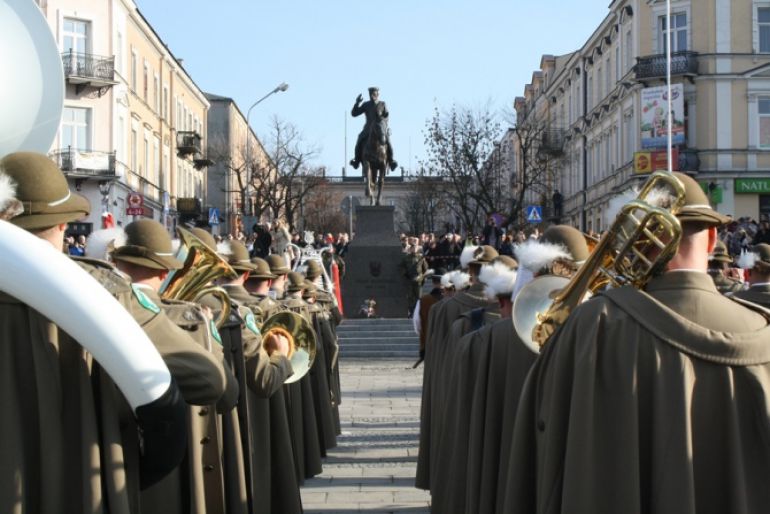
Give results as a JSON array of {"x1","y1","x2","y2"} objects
[{"x1": 504, "y1": 173, "x2": 770, "y2": 514}]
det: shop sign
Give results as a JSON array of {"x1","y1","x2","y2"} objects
[
  {"x1": 633, "y1": 149, "x2": 679, "y2": 174},
  {"x1": 735, "y1": 178, "x2": 770, "y2": 194},
  {"x1": 127, "y1": 192, "x2": 144, "y2": 215}
]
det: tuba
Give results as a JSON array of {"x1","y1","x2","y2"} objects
[
  {"x1": 160, "y1": 227, "x2": 238, "y2": 328},
  {"x1": 261, "y1": 311, "x2": 317, "y2": 383},
  {"x1": 513, "y1": 171, "x2": 686, "y2": 352}
]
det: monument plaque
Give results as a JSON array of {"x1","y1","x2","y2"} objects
[{"x1": 341, "y1": 205, "x2": 409, "y2": 318}]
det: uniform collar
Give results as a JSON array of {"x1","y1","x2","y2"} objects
[{"x1": 645, "y1": 270, "x2": 717, "y2": 294}]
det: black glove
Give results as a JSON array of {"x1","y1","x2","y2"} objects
[{"x1": 355, "y1": 93, "x2": 363, "y2": 103}]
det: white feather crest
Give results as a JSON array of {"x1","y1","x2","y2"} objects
[
  {"x1": 217, "y1": 241, "x2": 234, "y2": 256},
  {"x1": 171, "y1": 239, "x2": 181, "y2": 254},
  {"x1": 441, "y1": 272, "x2": 453, "y2": 289},
  {"x1": 450, "y1": 270, "x2": 471, "y2": 290},
  {"x1": 483, "y1": 262, "x2": 518, "y2": 299},
  {"x1": 737, "y1": 250, "x2": 758, "y2": 270},
  {"x1": 85, "y1": 228, "x2": 126, "y2": 261},
  {"x1": 511, "y1": 266, "x2": 534, "y2": 301},
  {"x1": 459, "y1": 245, "x2": 479, "y2": 269},
  {"x1": 0, "y1": 168, "x2": 23, "y2": 220},
  {"x1": 514, "y1": 239, "x2": 571, "y2": 273},
  {"x1": 606, "y1": 185, "x2": 677, "y2": 222}
]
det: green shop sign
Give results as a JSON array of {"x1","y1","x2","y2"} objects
[{"x1": 735, "y1": 178, "x2": 770, "y2": 194}]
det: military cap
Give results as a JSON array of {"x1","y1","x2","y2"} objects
[
  {"x1": 541, "y1": 225, "x2": 590, "y2": 263},
  {"x1": 754, "y1": 243, "x2": 770, "y2": 270},
  {"x1": 0, "y1": 151, "x2": 90, "y2": 229},
  {"x1": 111, "y1": 219, "x2": 183, "y2": 270},
  {"x1": 493, "y1": 255, "x2": 519, "y2": 270},
  {"x1": 286, "y1": 271, "x2": 306, "y2": 293},
  {"x1": 470, "y1": 245, "x2": 499, "y2": 265},
  {"x1": 302, "y1": 279, "x2": 317, "y2": 299},
  {"x1": 709, "y1": 240, "x2": 732, "y2": 264},
  {"x1": 248, "y1": 257, "x2": 276, "y2": 280},
  {"x1": 305, "y1": 260, "x2": 323, "y2": 280},
  {"x1": 673, "y1": 172, "x2": 731, "y2": 226},
  {"x1": 266, "y1": 254, "x2": 291, "y2": 275},
  {"x1": 190, "y1": 227, "x2": 217, "y2": 251},
  {"x1": 219, "y1": 240, "x2": 256, "y2": 272},
  {"x1": 368, "y1": 86, "x2": 379, "y2": 93}
]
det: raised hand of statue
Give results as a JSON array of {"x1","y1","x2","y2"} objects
[{"x1": 355, "y1": 93, "x2": 363, "y2": 104}]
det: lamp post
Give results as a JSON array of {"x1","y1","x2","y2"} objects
[{"x1": 243, "y1": 82, "x2": 289, "y2": 231}]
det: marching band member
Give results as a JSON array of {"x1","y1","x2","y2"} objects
[{"x1": 733, "y1": 243, "x2": 770, "y2": 308}]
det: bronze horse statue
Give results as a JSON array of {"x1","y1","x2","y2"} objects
[{"x1": 361, "y1": 117, "x2": 389, "y2": 206}]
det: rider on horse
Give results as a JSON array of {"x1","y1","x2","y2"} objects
[{"x1": 349, "y1": 87, "x2": 398, "y2": 172}]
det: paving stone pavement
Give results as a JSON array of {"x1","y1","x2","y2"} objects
[{"x1": 301, "y1": 358, "x2": 431, "y2": 513}]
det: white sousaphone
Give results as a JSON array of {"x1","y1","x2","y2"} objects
[{"x1": 0, "y1": 0, "x2": 183, "y2": 473}]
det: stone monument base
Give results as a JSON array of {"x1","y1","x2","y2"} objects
[{"x1": 341, "y1": 206, "x2": 409, "y2": 318}]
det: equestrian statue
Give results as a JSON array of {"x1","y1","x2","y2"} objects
[{"x1": 350, "y1": 87, "x2": 398, "y2": 206}]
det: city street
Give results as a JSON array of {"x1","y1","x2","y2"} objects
[{"x1": 301, "y1": 359, "x2": 431, "y2": 513}]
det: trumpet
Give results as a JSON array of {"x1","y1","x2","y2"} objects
[
  {"x1": 513, "y1": 171, "x2": 686, "y2": 351},
  {"x1": 261, "y1": 311, "x2": 317, "y2": 383},
  {"x1": 160, "y1": 227, "x2": 238, "y2": 328}
]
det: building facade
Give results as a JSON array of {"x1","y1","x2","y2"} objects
[
  {"x1": 36, "y1": 0, "x2": 210, "y2": 235},
  {"x1": 514, "y1": 0, "x2": 770, "y2": 231}
]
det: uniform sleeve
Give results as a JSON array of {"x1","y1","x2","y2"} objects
[
  {"x1": 210, "y1": 342, "x2": 239, "y2": 413},
  {"x1": 137, "y1": 307, "x2": 228, "y2": 406},
  {"x1": 245, "y1": 347, "x2": 293, "y2": 398}
]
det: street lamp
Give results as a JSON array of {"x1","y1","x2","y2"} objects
[{"x1": 243, "y1": 82, "x2": 289, "y2": 228}]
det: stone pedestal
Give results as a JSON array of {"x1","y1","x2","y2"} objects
[{"x1": 341, "y1": 206, "x2": 409, "y2": 318}]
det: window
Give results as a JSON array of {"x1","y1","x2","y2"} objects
[
  {"x1": 660, "y1": 13, "x2": 687, "y2": 53},
  {"x1": 625, "y1": 30, "x2": 633, "y2": 72},
  {"x1": 61, "y1": 107, "x2": 90, "y2": 150},
  {"x1": 154, "y1": 137, "x2": 160, "y2": 187},
  {"x1": 131, "y1": 128, "x2": 138, "y2": 171},
  {"x1": 605, "y1": 58, "x2": 611, "y2": 95},
  {"x1": 616, "y1": 46, "x2": 621, "y2": 81},
  {"x1": 587, "y1": 75, "x2": 593, "y2": 111},
  {"x1": 143, "y1": 134, "x2": 149, "y2": 176},
  {"x1": 162, "y1": 86, "x2": 169, "y2": 120},
  {"x1": 116, "y1": 116, "x2": 125, "y2": 162},
  {"x1": 597, "y1": 67, "x2": 603, "y2": 101},
  {"x1": 759, "y1": 98, "x2": 770, "y2": 148},
  {"x1": 143, "y1": 62, "x2": 149, "y2": 102},
  {"x1": 131, "y1": 51, "x2": 137, "y2": 91},
  {"x1": 760, "y1": 7, "x2": 770, "y2": 53},
  {"x1": 154, "y1": 75, "x2": 159, "y2": 112},
  {"x1": 116, "y1": 31, "x2": 123, "y2": 75},
  {"x1": 62, "y1": 18, "x2": 89, "y2": 75}
]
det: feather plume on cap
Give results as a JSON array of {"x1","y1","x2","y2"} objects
[
  {"x1": 514, "y1": 239, "x2": 571, "y2": 274},
  {"x1": 217, "y1": 241, "x2": 234, "y2": 257},
  {"x1": 459, "y1": 245, "x2": 479, "y2": 270},
  {"x1": 441, "y1": 272, "x2": 454, "y2": 289},
  {"x1": 481, "y1": 261, "x2": 518, "y2": 300},
  {"x1": 171, "y1": 238, "x2": 181, "y2": 254},
  {"x1": 606, "y1": 185, "x2": 678, "y2": 222},
  {"x1": 450, "y1": 270, "x2": 471, "y2": 290},
  {"x1": 737, "y1": 249, "x2": 758, "y2": 270},
  {"x1": 86, "y1": 228, "x2": 126, "y2": 261},
  {"x1": 0, "y1": 168, "x2": 23, "y2": 221}
]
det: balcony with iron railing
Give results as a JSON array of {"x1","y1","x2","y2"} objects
[
  {"x1": 61, "y1": 51, "x2": 117, "y2": 92},
  {"x1": 538, "y1": 129, "x2": 567, "y2": 156},
  {"x1": 635, "y1": 51, "x2": 698, "y2": 81},
  {"x1": 177, "y1": 131, "x2": 202, "y2": 156},
  {"x1": 50, "y1": 148, "x2": 117, "y2": 179}
]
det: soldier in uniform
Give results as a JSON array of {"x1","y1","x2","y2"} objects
[
  {"x1": 266, "y1": 254, "x2": 291, "y2": 301},
  {"x1": 708, "y1": 240, "x2": 744, "y2": 294},
  {"x1": 0, "y1": 152, "x2": 194, "y2": 514},
  {"x1": 416, "y1": 245, "x2": 498, "y2": 491},
  {"x1": 217, "y1": 240, "x2": 303, "y2": 514},
  {"x1": 733, "y1": 243, "x2": 770, "y2": 308},
  {"x1": 414, "y1": 272, "x2": 445, "y2": 361},
  {"x1": 112, "y1": 219, "x2": 239, "y2": 514},
  {"x1": 504, "y1": 173, "x2": 770, "y2": 513},
  {"x1": 400, "y1": 242, "x2": 430, "y2": 317},
  {"x1": 349, "y1": 86, "x2": 398, "y2": 171}
]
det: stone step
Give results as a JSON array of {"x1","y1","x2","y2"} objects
[
  {"x1": 340, "y1": 318, "x2": 413, "y2": 325},
  {"x1": 338, "y1": 330, "x2": 417, "y2": 339},
  {"x1": 340, "y1": 350, "x2": 418, "y2": 358},
  {"x1": 340, "y1": 342, "x2": 418, "y2": 352}
]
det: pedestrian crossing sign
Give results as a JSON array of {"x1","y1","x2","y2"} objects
[{"x1": 525, "y1": 205, "x2": 542, "y2": 223}]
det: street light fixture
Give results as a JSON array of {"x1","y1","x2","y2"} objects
[{"x1": 243, "y1": 82, "x2": 289, "y2": 227}]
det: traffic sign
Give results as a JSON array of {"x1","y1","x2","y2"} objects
[
  {"x1": 126, "y1": 192, "x2": 143, "y2": 216},
  {"x1": 208, "y1": 207, "x2": 220, "y2": 226},
  {"x1": 525, "y1": 205, "x2": 542, "y2": 223}
]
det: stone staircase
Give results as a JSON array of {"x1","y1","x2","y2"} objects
[{"x1": 337, "y1": 318, "x2": 420, "y2": 359}]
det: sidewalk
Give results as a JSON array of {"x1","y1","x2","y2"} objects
[{"x1": 301, "y1": 359, "x2": 431, "y2": 513}]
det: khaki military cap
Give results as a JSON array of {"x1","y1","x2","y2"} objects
[
  {"x1": 286, "y1": 271, "x2": 306, "y2": 293},
  {"x1": 266, "y1": 254, "x2": 291, "y2": 275},
  {"x1": 541, "y1": 225, "x2": 590, "y2": 263},
  {"x1": 0, "y1": 151, "x2": 90, "y2": 229},
  {"x1": 305, "y1": 260, "x2": 323, "y2": 280},
  {"x1": 190, "y1": 227, "x2": 217, "y2": 251},
  {"x1": 754, "y1": 243, "x2": 770, "y2": 270},
  {"x1": 248, "y1": 257, "x2": 276, "y2": 280},
  {"x1": 112, "y1": 219, "x2": 182, "y2": 270},
  {"x1": 709, "y1": 240, "x2": 732, "y2": 264},
  {"x1": 470, "y1": 245, "x2": 499, "y2": 265},
  {"x1": 673, "y1": 172, "x2": 731, "y2": 226},
  {"x1": 219, "y1": 240, "x2": 256, "y2": 272},
  {"x1": 302, "y1": 279, "x2": 317, "y2": 299},
  {"x1": 493, "y1": 255, "x2": 519, "y2": 270}
]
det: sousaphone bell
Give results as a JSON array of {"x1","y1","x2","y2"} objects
[{"x1": 261, "y1": 311, "x2": 317, "y2": 384}]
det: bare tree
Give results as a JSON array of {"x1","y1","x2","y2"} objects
[
  {"x1": 302, "y1": 181, "x2": 348, "y2": 235},
  {"x1": 252, "y1": 117, "x2": 325, "y2": 231},
  {"x1": 399, "y1": 171, "x2": 450, "y2": 234},
  {"x1": 420, "y1": 104, "x2": 505, "y2": 235}
]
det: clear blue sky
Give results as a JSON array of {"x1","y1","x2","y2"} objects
[{"x1": 139, "y1": 0, "x2": 612, "y2": 176}]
